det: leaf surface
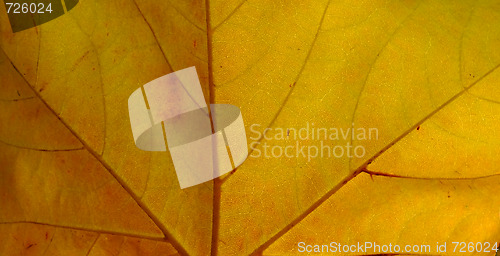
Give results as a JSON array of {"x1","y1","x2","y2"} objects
[
  {"x1": 1, "y1": 0, "x2": 500, "y2": 255},
  {"x1": 0, "y1": 222, "x2": 179, "y2": 255}
]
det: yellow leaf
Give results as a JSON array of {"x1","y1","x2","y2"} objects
[
  {"x1": 1, "y1": 0, "x2": 500, "y2": 255},
  {"x1": 0, "y1": 0, "x2": 211, "y2": 254},
  {"x1": 212, "y1": 0, "x2": 500, "y2": 254},
  {"x1": 0, "y1": 222, "x2": 179, "y2": 255},
  {"x1": 264, "y1": 173, "x2": 500, "y2": 255}
]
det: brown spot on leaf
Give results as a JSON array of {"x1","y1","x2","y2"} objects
[{"x1": 73, "y1": 50, "x2": 90, "y2": 68}]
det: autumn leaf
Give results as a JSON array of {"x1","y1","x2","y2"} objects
[
  {"x1": 0, "y1": 222, "x2": 178, "y2": 255},
  {"x1": 1, "y1": 0, "x2": 500, "y2": 255}
]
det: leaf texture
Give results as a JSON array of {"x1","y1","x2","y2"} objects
[{"x1": 1, "y1": 0, "x2": 500, "y2": 255}]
